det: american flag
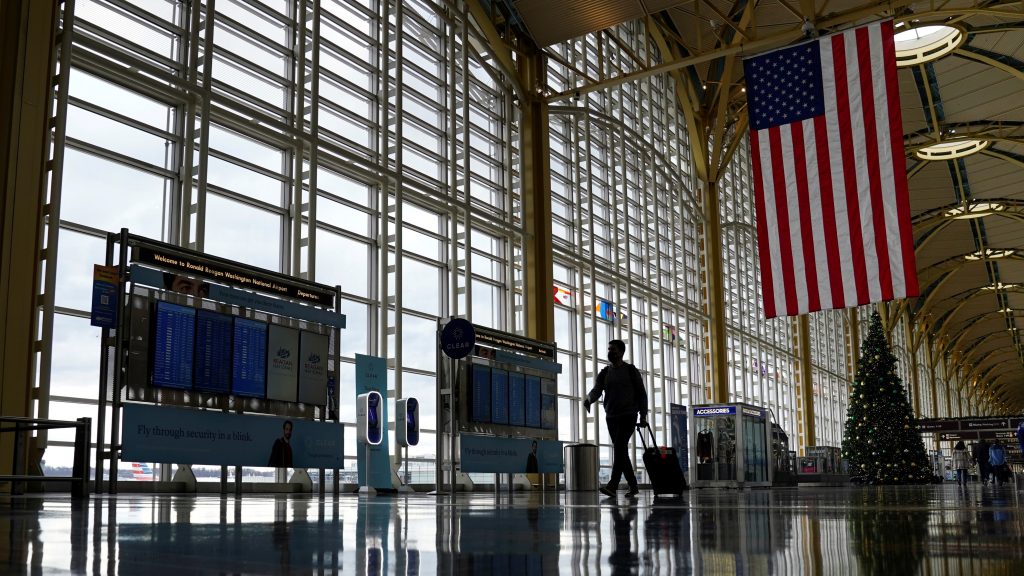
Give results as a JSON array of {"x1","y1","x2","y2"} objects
[{"x1": 743, "y1": 20, "x2": 918, "y2": 319}]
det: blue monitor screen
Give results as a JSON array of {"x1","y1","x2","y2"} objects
[
  {"x1": 194, "y1": 309, "x2": 232, "y2": 393},
  {"x1": 152, "y1": 301, "x2": 195, "y2": 389},
  {"x1": 508, "y1": 373, "x2": 525, "y2": 427},
  {"x1": 470, "y1": 365, "x2": 491, "y2": 423},
  {"x1": 232, "y1": 317, "x2": 267, "y2": 398},
  {"x1": 525, "y1": 376, "x2": 541, "y2": 428},
  {"x1": 491, "y1": 369, "x2": 509, "y2": 425}
]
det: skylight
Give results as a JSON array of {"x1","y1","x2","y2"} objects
[{"x1": 894, "y1": 24, "x2": 964, "y2": 66}]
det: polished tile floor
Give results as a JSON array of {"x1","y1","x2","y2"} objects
[{"x1": 2, "y1": 484, "x2": 1023, "y2": 575}]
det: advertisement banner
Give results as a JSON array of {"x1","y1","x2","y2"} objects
[
  {"x1": 121, "y1": 404, "x2": 343, "y2": 468},
  {"x1": 459, "y1": 435, "x2": 563, "y2": 473},
  {"x1": 298, "y1": 331, "x2": 329, "y2": 405},
  {"x1": 355, "y1": 354, "x2": 391, "y2": 489},
  {"x1": 90, "y1": 264, "x2": 119, "y2": 328},
  {"x1": 670, "y1": 404, "x2": 688, "y2": 474},
  {"x1": 266, "y1": 325, "x2": 299, "y2": 402}
]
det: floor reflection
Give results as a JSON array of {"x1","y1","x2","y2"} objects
[{"x1": 1, "y1": 485, "x2": 1022, "y2": 574}]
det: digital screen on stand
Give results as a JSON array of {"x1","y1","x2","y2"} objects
[
  {"x1": 491, "y1": 369, "x2": 509, "y2": 425},
  {"x1": 508, "y1": 372, "x2": 525, "y2": 427},
  {"x1": 470, "y1": 364, "x2": 491, "y2": 423},
  {"x1": 232, "y1": 317, "x2": 268, "y2": 398},
  {"x1": 193, "y1": 309, "x2": 232, "y2": 393},
  {"x1": 151, "y1": 301, "x2": 195, "y2": 390}
]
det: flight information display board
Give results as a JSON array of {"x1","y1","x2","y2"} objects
[
  {"x1": 151, "y1": 301, "x2": 195, "y2": 389},
  {"x1": 193, "y1": 309, "x2": 232, "y2": 393},
  {"x1": 525, "y1": 375, "x2": 541, "y2": 428},
  {"x1": 491, "y1": 369, "x2": 509, "y2": 425},
  {"x1": 508, "y1": 372, "x2": 525, "y2": 427},
  {"x1": 232, "y1": 318, "x2": 268, "y2": 398},
  {"x1": 470, "y1": 364, "x2": 492, "y2": 423}
]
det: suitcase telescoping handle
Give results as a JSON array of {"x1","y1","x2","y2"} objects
[{"x1": 635, "y1": 422, "x2": 658, "y2": 450}]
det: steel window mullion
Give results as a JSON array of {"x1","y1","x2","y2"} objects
[
  {"x1": 319, "y1": 9, "x2": 377, "y2": 48},
  {"x1": 73, "y1": 22, "x2": 184, "y2": 75},
  {"x1": 100, "y1": 0, "x2": 187, "y2": 35},
  {"x1": 205, "y1": 186, "x2": 287, "y2": 216},
  {"x1": 57, "y1": 219, "x2": 113, "y2": 240},
  {"x1": 208, "y1": 78, "x2": 290, "y2": 119},
  {"x1": 64, "y1": 137, "x2": 177, "y2": 179},
  {"x1": 211, "y1": 46, "x2": 290, "y2": 90},
  {"x1": 213, "y1": 11, "x2": 291, "y2": 57},
  {"x1": 207, "y1": 148, "x2": 288, "y2": 182},
  {"x1": 318, "y1": 66, "x2": 375, "y2": 101},
  {"x1": 67, "y1": 96, "x2": 180, "y2": 142},
  {"x1": 73, "y1": 16, "x2": 182, "y2": 68}
]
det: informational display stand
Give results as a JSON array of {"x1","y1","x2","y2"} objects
[
  {"x1": 93, "y1": 230, "x2": 346, "y2": 495},
  {"x1": 435, "y1": 319, "x2": 563, "y2": 494},
  {"x1": 689, "y1": 403, "x2": 772, "y2": 488}
]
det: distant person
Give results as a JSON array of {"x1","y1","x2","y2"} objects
[
  {"x1": 988, "y1": 441, "x2": 1008, "y2": 487},
  {"x1": 584, "y1": 339, "x2": 648, "y2": 500},
  {"x1": 526, "y1": 440, "x2": 539, "y2": 473},
  {"x1": 268, "y1": 420, "x2": 294, "y2": 468},
  {"x1": 972, "y1": 439, "x2": 991, "y2": 484},
  {"x1": 162, "y1": 272, "x2": 209, "y2": 297},
  {"x1": 951, "y1": 440, "x2": 970, "y2": 486}
]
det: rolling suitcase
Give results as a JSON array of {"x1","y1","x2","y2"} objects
[{"x1": 637, "y1": 423, "x2": 688, "y2": 497}]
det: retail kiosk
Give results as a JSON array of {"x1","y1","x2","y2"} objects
[{"x1": 689, "y1": 403, "x2": 772, "y2": 488}]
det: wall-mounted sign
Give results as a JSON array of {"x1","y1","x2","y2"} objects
[{"x1": 440, "y1": 318, "x2": 475, "y2": 359}]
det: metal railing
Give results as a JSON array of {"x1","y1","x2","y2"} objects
[{"x1": 0, "y1": 416, "x2": 90, "y2": 497}]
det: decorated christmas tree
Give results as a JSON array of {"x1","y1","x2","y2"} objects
[{"x1": 842, "y1": 311, "x2": 931, "y2": 484}]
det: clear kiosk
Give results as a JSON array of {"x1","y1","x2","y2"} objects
[{"x1": 689, "y1": 403, "x2": 772, "y2": 488}]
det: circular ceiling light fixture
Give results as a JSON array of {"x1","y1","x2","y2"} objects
[
  {"x1": 916, "y1": 138, "x2": 990, "y2": 161},
  {"x1": 894, "y1": 24, "x2": 965, "y2": 67}
]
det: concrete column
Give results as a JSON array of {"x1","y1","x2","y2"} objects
[
  {"x1": 518, "y1": 52, "x2": 554, "y2": 343},
  {"x1": 703, "y1": 180, "x2": 729, "y2": 403},
  {"x1": 0, "y1": 0, "x2": 57, "y2": 487}
]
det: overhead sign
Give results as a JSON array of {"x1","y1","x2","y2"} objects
[
  {"x1": 135, "y1": 246, "x2": 335, "y2": 306},
  {"x1": 474, "y1": 324, "x2": 555, "y2": 359},
  {"x1": 440, "y1": 318, "x2": 475, "y2": 359}
]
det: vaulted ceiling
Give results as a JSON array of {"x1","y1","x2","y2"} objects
[{"x1": 479, "y1": 0, "x2": 1024, "y2": 411}]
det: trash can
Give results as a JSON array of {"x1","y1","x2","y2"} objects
[{"x1": 564, "y1": 443, "x2": 598, "y2": 491}]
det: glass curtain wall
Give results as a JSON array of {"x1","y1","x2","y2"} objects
[
  {"x1": 42, "y1": 0, "x2": 521, "y2": 478},
  {"x1": 808, "y1": 310, "x2": 851, "y2": 446},
  {"x1": 545, "y1": 21, "x2": 707, "y2": 480},
  {"x1": 719, "y1": 139, "x2": 803, "y2": 448}
]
